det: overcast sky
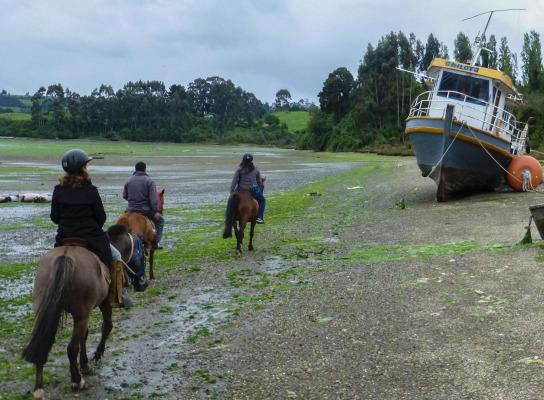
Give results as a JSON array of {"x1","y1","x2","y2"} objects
[{"x1": 1, "y1": 0, "x2": 542, "y2": 104}]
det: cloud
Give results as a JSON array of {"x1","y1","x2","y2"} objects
[{"x1": 1, "y1": 0, "x2": 542, "y2": 103}]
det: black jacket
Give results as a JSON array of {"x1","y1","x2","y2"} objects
[{"x1": 51, "y1": 181, "x2": 112, "y2": 265}]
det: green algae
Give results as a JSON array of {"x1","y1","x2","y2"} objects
[{"x1": 349, "y1": 241, "x2": 512, "y2": 264}]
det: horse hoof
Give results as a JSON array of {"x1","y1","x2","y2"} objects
[
  {"x1": 93, "y1": 357, "x2": 102, "y2": 368},
  {"x1": 236, "y1": 250, "x2": 242, "y2": 256},
  {"x1": 81, "y1": 363, "x2": 93, "y2": 375},
  {"x1": 248, "y1": 246, "x2": 254, "y2": 251},
  {"x1": 33, "y1": 388, "x2": 45, "y2": 400},
  {"x1": 71, "y1": 378, "x2": 88, "y2": 391}
]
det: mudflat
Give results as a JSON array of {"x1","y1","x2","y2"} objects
[{"x1": 2, "y1": 139, "x2": 544, "y2": 399}]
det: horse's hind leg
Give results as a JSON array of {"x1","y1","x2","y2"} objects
[
  {"x1": 234, "y1": 221, "x2": 243, "y2": 255},
  {"x1": 237, "y1": 222, "x2": 247, "y2": 255},
  {"x1": 68, "y1": 316, "x2": 89, "y2": 391},
  {"x1": 80, "y1": 327, "x2": 92, "y2": 375},
  {"x1": 248, "y1": 221, "x2": 256, "y2": 251},
  {"x1": 33, "y1": 364, "x2": 45, "y2": 399},
  {"x1": 94, "y1": 303, "x2": 113, "y2": 363},
  {"x1": 149, "y1": 248, "x2": 155, "y2": 280}
]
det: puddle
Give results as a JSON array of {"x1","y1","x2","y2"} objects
[
  {"x1": 0, "y1": 146, "x2": 359, "y2": 262},
  {"x1": 0, "y1": 274, "x2": 34, "y2": 300},
  {"x1": 97, "y1": 288, "x2": 233, "y2": 396}
]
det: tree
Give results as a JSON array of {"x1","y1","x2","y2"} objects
[
  {"x1": 498, "y1": 37, "x2": 516, "y2": 81},
  {"x1": 420, "y1": 33, "x2": 441, "y2": 71},
  {"x1": 318, "y1": 67, "x2": 354, "y2": 121},
  {"x1": 66, "y1": 88, "x2": 81, "y2": 134},
  {"x1": 274, "y1": 89, "x2": 291, "y2": 110},
  {"x1": 453, "y1": 32, "x2": 473, "y2": 63},
  {"x1": 30, "y1": 87, "x2": 46, "y2": 127},
  {"x1": 521, "y1": 30, "x2": 543, "y2": 90},
  {"x1": 481, "y1": 35, "x2": 497, "y2": 68},
  {"x1": 46, "y1": 83, "x2": 65, "y2": 129}
]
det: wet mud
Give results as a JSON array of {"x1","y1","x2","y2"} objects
[{"x1": 7, "y1": 140, "x2": 543, "y2": 399}]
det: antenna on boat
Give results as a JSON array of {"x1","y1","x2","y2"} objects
[{"x1": 463, "y1": 8, "x2": 525, "y2": 66}]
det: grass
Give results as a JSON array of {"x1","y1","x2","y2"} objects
[
  {"x1": 0, "y1": 112, "x2": 31, "y2": 121},
  {"x1": 272, "y1": 111, "x2": 311, "y2": 132},
  {"x1": 349, "y1": 241, "x2": 513, "y2": 264}
]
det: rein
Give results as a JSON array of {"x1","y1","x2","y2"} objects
[{"x1": 125, "y1": 233, "x2": 136, "y2": 264}]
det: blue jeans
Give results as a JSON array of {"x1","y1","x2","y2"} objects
[
  {"x1": 145, "y1": 212, "x2": 164, "y2": 244},
  {"x1": 250, "y1": 186, "x2": 265, "y2": 220}
]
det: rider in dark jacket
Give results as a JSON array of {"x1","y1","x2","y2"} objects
[
  {"x1": 123, "y1": 161, "x2": 164, "y2": 248},
  {"x1": 230, "y1": 153, "x2": 266, "y2": 223},
  {"x1": 51, "y1": 149, "x2": 129, "y2": 307}
]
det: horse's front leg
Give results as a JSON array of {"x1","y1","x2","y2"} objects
[
  {"x1": 94, "y1": 303, "x2": 113, "y2": 363},
  {"x1": 248, "y1": 221, "x2": 256, "y2": 251},
  {"x1": 68, "y1": 317, "x2": 89, "y2": 391}
]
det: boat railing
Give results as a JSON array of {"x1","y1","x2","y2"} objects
[{"x1": 408, "y1": 90, "x2": 527, "y2": 153}]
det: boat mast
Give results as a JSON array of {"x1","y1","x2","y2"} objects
[{"x1": 463, "y1": 8, "x2": 525, "y2": 66}]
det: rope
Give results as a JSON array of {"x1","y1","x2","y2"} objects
[
  {"x1": 464, "y1": 124, "x2": 522, "y2": 183},
  {"x1": 464, "y1": 124, "x2": 544, "y2": 193},
  {"x1": 529, "y1": 149, "x2": 544, "y2": 156},
  {"x1": 428, "y1": 121, "x2": 465, "y2": 177}
]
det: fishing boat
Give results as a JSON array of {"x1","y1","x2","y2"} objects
[{"x1": 404, "y1": 9, "x2": 542, "y2": 201}]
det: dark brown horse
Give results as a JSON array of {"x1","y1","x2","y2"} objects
[
  {"x1": 22, "y1": 225, "x2": 135, "y2": 399},
  {"x1": 116, "y1": 189, "x2": 164, "y2": 280},
  {"x1": 223, "y1": 190, "x2": 259, "y2": 255}
]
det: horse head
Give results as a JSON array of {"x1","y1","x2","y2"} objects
[{"x1": 157, "y1": 189, "x2": 165, "y2": 214}]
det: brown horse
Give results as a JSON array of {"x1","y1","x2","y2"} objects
[
  {"x1": 23, "y1": 247, "x2": 110, "y2": 399},
  {"x1": 22, "y1": 225, "x2": 135, "y2": 399},
  {"x1": 223, "y1": 190, "x2": 259, "y2": 255},
  {"x1": 116, "y1": 189, "x2": 164, "y2": 280}
]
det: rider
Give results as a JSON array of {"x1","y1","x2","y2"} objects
[
  {"x1": 50, "y1": 149, "x2": 131, "y2": 308},
  {"x1": 229, "y1": 153, "x2": 266, "y2": 224},
  {"x1": 123, "y1": 161, "x2": 164, "y2": 249}
]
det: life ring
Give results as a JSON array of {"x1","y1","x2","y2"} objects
[{"x1": 507, "y1": 155, "x2": 543, "y2": 191}]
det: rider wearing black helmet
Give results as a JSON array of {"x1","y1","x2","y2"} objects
[
  {"x1": 229, "y1": 153, "x2": 266, "y2": 223},
  {"x1": 51, "y1": 149, "x2": 131, "y2": 307}
]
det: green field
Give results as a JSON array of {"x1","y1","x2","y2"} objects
[
  {"x1": 272, "y1": 111, "x2": 311, "y2": 132},
  {"x1": 0, "y1": 112, "x2": 31, "y2": 121}
]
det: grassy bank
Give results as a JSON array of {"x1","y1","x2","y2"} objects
[{"x1": 272, "y1": 111, "x2": 311, "y2": 132}]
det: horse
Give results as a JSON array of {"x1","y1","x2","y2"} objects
[
  {"x1": 19, "y1": 226, "x2": 122, "y2": 398},
  {"x1": 116, "y1": 189, "x2": 164, "y2": 280},
  {"x1": 223, "y1": 190, "x2": 259, "y2": 255}
]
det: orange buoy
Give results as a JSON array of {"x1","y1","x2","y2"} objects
[{"x1": 507, "y1": 155, "x2": 543, "y2": 191}]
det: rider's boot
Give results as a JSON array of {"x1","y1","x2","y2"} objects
[{"x1": 108, "y1": 260, "x2": 130, "y2": 308}]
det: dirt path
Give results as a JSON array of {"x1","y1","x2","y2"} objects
[{"x1": 5, "y1": 152, "x2": 544, "y2": 399}]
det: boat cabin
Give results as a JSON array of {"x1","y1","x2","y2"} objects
[{"x1": 423, "y1": 58, "x2": 523, "y2": 142}]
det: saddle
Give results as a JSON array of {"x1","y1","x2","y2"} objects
[
  {"x1": 60, "y1": 237, "x2": 88, "y2": 248},
  {"x1": 59, "y1": 238, "x2": 110, "y2": 285},
  {"x1": 127, "y1": 211, "x2": 157, "y2": 231}
]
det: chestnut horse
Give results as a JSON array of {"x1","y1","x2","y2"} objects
[
  {"x1": 223, "y1": 190, "x2": 258, "y2": 255},
  {"x1": 22, "y1": 224, "x2": 134, "y2": 399},
  {"x1": 116, "y1": 189, "x2": 164, "y2": 280}
]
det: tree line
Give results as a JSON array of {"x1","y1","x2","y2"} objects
[
  {"x1": 0, "y1": 77, "x2": 306, "y2": 145},
  {"x1": 299, "y1": 30, "x2": 544, "y2": 151}
]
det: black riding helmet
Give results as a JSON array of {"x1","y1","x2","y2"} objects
[
  {"x1": 61, "y1": 149, "x2": 93, "y2": 173},
  {"x1": 242, "y1": 153, "x2": 253, "y2": 162}
]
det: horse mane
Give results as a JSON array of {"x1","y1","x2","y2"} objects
[{"x1": 107, "y1": 224, "x2": 129, "y2": 239}]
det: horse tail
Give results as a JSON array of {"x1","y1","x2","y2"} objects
[
  {"x1": 223, "y1": 194, "x2": 239, "y2": 239},
  {"x1": 22, "y1": 255, "x2": 74, "y2": 366}
]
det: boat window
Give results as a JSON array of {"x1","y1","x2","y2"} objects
[{"x1": 437, "y1": 71, "x2": 489, "y2": 105}]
